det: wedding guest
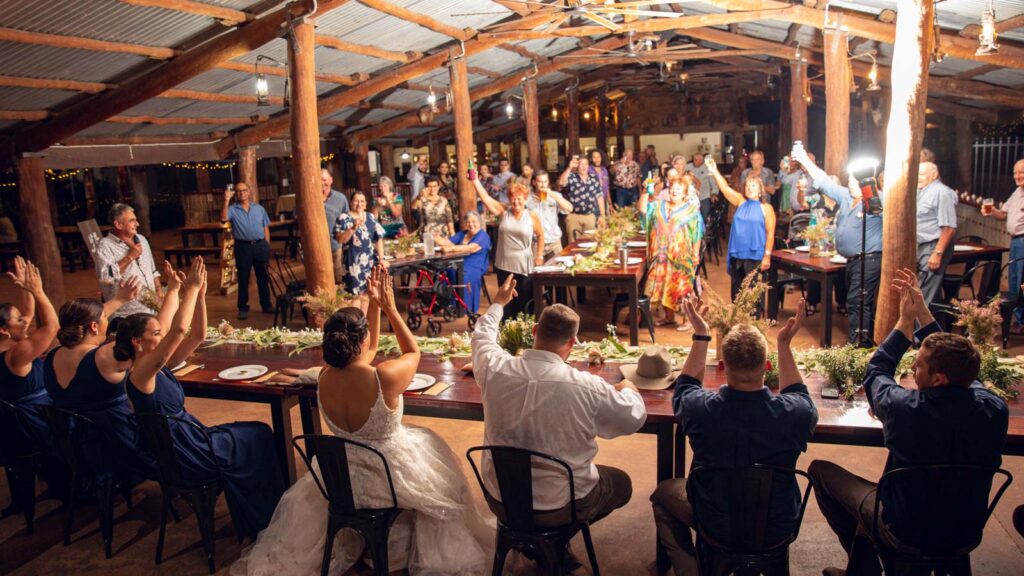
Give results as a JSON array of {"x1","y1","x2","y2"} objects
[
  {"x1": 641, "y1": 144, "x2": 659, "y2": 178},
  {"x1": 321, "y1": 169, "x2": 350, "y2": 284},
  {"x1": 812, "y1": 270, "x2": 1008, "y2": 576},
  {"x1": 527, "y1": 170, "x2": 573, "y2": 258},
  {"x1": 590, "y1": 148, "x2": 612, "y2": 213},
  {"x1": 434, "y1": 211, "x2": 491, "y2": 314},
  {"x1": 686, "y1": 153, "x2": 719, "y2": 219},
  {"x1": 729, "y1": 155, "x2": 749, "y2": 191},
  {"x1": 741, "y1": 150, "x2": 778, "y2": 200},
  {"x1": 558, "y1": 155, "x2": 607, "y2": 242},
  {"x1": 474, "y1": 180, "x2": 543, "y2": 319},
  {"x1": 611, "y1": 148, "x2": 641, "y2": 208},
  {"x1": 981, "y1": 158, "x2": 1024, "y2": 331},
  {"x1": 413, "y1": 176, "x2": 455, "y2": 237},
  {"x1": 915, "y1": 161, "x2": 958, "y2": 305},
  {"x1": 95, "y1": 203, "x2": 162, "y2": 324},
  {"x1": 407, "y1": 156, "x2": 428, "y2": 203},
  {"x1": 235, "y1": 268, "x2": 489, "y2": 575},
  {"x1": 472, "y1": 277, "x2": 645, "y2": 529},
  {"x1": 372, "y1": 176, "x2": 407, "y2": 239},
  {"x1": 116, "y1": 259, "x2": 284, "y2": 540},
  {"x1": 652, "y1": 299, "x2": 816, "y2": 576},
  {"x1": 335, "y1": 192, "x2": 387, "y2": 307},
  {"x1": 492, "y1": 157, "x2": 517, "y2": 203},
  {"x1": 221, "y1": 182, "x2": 272, "y2": 321},
  {"x1": 437, "y1": 160, "x2": 459, "y2": 221}
]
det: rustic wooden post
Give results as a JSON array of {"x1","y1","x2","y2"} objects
[
  {"x1": 196, "y1": 166, "x2": 211, "y2": 196},
  {"x1": 824, "y1": 24, "x2": 851, "y2": 176},
  {"x1": 477, "y1": 141, "x2": 488, "y2": 166},
  {"x1": 379, "y1": 144, "x2": 395, "y2": 182},
  {"x1": 16, "y1": 156, "x2": 65, "y2": 306},
  {"x1": 449, "y1": 51, "x2": 476, "y2": 218},
  {"x1": 511, "y1": 137, "x2": 523, "y2": 169},
  {"x1": 288, "y1": 17, "x2": 334, "y2": 298},
  {"x1": 428, "y1": 139, "x2": 445, "y2": 168},
  {"x1": 790, "y1": 60, "x2": 808, "y2": 145},
  {"x1": 353, "y1": 141, "x2": 371, "y2": 192},
  {"x1": 238, "y1": 146, "x2": 259, "y2": 203},
  {"x1": 567, "y1": 86, "x2": 581, "y2": 157},
  {"x1": 596, "y1": 94, "x2": 609, "y2": 153},
  {"x1": 130, "y1": 167, "x2": 152, "y2": 236},
  {"x1": 874, "y1": 0, "x2": 934, "y2": 342},
  {"x1": 523, "y1": 77, "x2": 542, "y2": 170},
  {"x1": 955, "y1": 116, "x2": 973, "y2": 192},
  {"x1": 83, "y1": 169, "x2": 97, "y2": 220},
  {"x1": 616, "y1": 101, "x2": 626, "y2": 154}
]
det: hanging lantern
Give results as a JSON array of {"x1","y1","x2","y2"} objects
[
  {"x1": 505, "y1": 100, "x2": 515, "y2": 119},
  {"x1": 255, "y1": 73, "x2": 270, "y2": 106},
  {"x1": 977, "y1": 6, "x2": 999, "y2": 56}
]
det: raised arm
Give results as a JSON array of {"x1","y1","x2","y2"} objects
[
  {"x1": 131, "y1": 259, "x2": 205, "y2": 394},
  {"x1": 220, "y1": 188, "x2": 233, "y2": 222},
  {"x1": 7, "y1": 260, "x2": 59, "y2": 370},
  {"x1": 473, "y1": 177, "x2": 505, "y2": 216},
  {"x1": 5, "y1": 257, "x2": 34, "y2": 327},
  {"x1": 156, "y1": 261, "x2": 182, "y2": 333},
  {"x1": 375, "y1": 271, "x2": 421, "y2": 397},
  {"x1": 776, "y1": 299, "x2": 806, "y2": 390},
  {"x1": 705, "y1": 158, "x2": 745, "y2": 206},
  {"x1": 761, "y1": 204, "x2": 776, "y2": 271},
  {"x1": 550, "y1": 190, "x2": 573, "y2": 213},
  {"x1": 103, "y1": 276, "x2": 141, "y2": 318},
  {"x1": 680, "y1": 299, "x2": 709, "y2": 382},
  {"x1": 362, "y1": 266, "x2": 384, "y2": 364},
  {"x1": 168, "y1": 267, "x2": 209, "y2": 367}
]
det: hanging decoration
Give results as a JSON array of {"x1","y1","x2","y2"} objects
[{"x1": 44, "y1": 169, "x2": 83, "y2": 182}]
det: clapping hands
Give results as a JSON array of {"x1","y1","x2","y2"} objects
[
  {"x1": 6, "y1": 256, "x2": 42, "y2": 295},
  {"x1": 681, "y1": 297, "x2": 710, "y2": 336},
  {"x1": 368, "y1": 266, "x2": 396, "y2": 312},
  {"x1": 183, "y1": 257, "x2": 206, "y2": 292},
  {"x1": 892, "y1": 268, "x2": 930, "y2": 326},
  {"x1": 116, "y1": 276, "x2": 142, "y2": 302},
  {"x1": 777, "y1": 299, "x2": 806, "y2": 346}
]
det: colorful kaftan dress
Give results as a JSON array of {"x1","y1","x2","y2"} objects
[{"x1": 645, "y1": 198, "x2": 704, "y2": 312}]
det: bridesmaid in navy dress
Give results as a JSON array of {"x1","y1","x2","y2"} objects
[
  {"x1": 43, "y1": 276, "x2": 155, "y2": 484},
  {"x1": 115, "y1": 258, "x2": 284, "y2": 540},
  {"x1": 0, "y1": 257, "x2": 60, "y2": 513}
]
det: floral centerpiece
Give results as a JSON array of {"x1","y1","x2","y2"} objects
[
  {"x1": 802, "y1": 345, "x2": 872, "y2": 400},
  {"x1": 390, "y1": 228, "x2": 420, "y2": 258},
  {"x1": 950, "y1": 296, "x2": 1021, "y2": 397},
  {"x1": 798, "y1": 216, "x2": 832, "y2": 256},
  {"x1": 297, "y1": 287, "x2": 356, "y2": 328},
  {"x1": 497, "y1": 313, "x2": 536, "y2": 355},
  {"x1": 952, "y1": 297, "x2": 1002, "y2": 345},
  {"x1": 702, "y1": 270, "x2": 772, "y2": 360}
]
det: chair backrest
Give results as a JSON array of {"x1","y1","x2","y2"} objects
[
  {"x1": 264, "y1": 264, "x2": 286, "y2": 299},
  {"x1": 137, "y1": 412, "x2": 220, "y2": 489},
  {"x1": 292, "y1": 435, "x2": 399, "y2": 514},
  {"x1": 638, "y1": 260, "x2": 656, "y2": 293},
  {"x1": 273, "y1": 253, "x2": 301, "y2": 287},
  {"x1": 874, "y1": 465, "x2": 1012, "y2": 555},
  {"x1": 787, "y1": 213, "x2": 812, "y2": 242},
  {"x1": 686, "y1": 464, "x2": 813, "y2": 554},
  {"x1": 41, "y1": 405, "x2": 102, "y2": 475},
  {"x1": 969, "y1": 260, "x2": 1002, "y2": 303},
  {"x1": 466, "y1": 445, "x2": 577, "y2": 532}
]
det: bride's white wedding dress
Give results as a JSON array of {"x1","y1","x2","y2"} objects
[{"x1": 232, "y1": 370, "x2": 491, "y2": 575}]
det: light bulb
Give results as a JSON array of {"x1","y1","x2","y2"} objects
[
  {"x1": 867, "y1": 61, "x2": 880, "y2": 91},
  {"x1": 583, "y1": 110, "x2": 591, "y2": 120},
  {"x1": 665, "y1": 61, "x2": 674, "y2": 72},
  {"x1": 977, "y1": 9, "x2": 999, "y2": 56},
  {"x1": 679, "y1": 72, "x2": 689, "y2": 81},
  {"x1": 505, "y1": 101, "x2": 514, "y2": 119},
  {"x1": 400, "y1": 151, "x2": 410, "y2": 160},
  {"x1": 427, "y1": 87, "x2": 438, "y2": 113},
  {"x1": 255, "y1": 73, "x2": 270, "y2": 106},
  {"x1": 551, "y1": 107, "x2": 558, "y2": 120}
]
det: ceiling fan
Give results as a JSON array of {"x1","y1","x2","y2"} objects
[{"x1": 453, "y1": 0, "x2": 706, "y2": 33}]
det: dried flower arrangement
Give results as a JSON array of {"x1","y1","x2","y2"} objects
[
  {"x1": 952, "y1": 297, "x2": 1003, "y2": 346},
  {"x1": 702, "y1": 270, "x2": 772, "y2": 338},
  {"x1": 798, "y1": 216, "x2": 832, "y2": 247},
  {"x1": 297, "y1": 287, "x2": 357, "y2": 322},
  {"x1": 497, "y1": 313, "x2": 536, "y2": 355}
]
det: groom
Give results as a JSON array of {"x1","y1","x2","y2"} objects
[{"x1": 471, "y1": 275, "x2": 646, "y2": 526}]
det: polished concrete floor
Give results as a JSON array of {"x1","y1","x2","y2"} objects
[{"x1": 2, "y1": 230, "x2": 1023, "y2": 575}]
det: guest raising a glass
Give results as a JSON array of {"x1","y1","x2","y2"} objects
[
  {"x1": 433, "y1": 211, "x2": 492, "y2": 314},
  {"x1": 412, "y1": 176, "x2": 455, "y2": 237},
  {"x1": 335, "y1": 192, "x2": 387, "y2": 306}
]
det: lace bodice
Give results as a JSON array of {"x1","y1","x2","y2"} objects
[{"x1": 317, "y1": 369, "x2": 403, "y2": 443}]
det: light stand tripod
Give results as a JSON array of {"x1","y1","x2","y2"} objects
[{"x1": 850, "y1": 160, "x2": 883, "y2": 348}]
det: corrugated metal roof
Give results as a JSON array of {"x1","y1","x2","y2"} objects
[
  {"x1": 315, "y1": 3, "x2": 450, "y2": 53},
  {"x1": 0, "y1": 86, "x2": 77, "y2": 110},
  {"x1": 74, "y1": 122, "x2": 140, "y2": 137},
  {"x1": 0, "y1": 0, "x2": 216, "y2": 48},
  {"x1": 973, "y1": 68, "x2": 1024, "y2": 88},
  {"x1": 0, "y1": 42, "x2": 149, "y2": 83},
  {"x1": 360, "y1": 108, "x2": 405, "y2": 124},
  {"x1": 382, "y1": 89, "x2": 431, "y2": 107},
  {"x1": 131, "y1": 123, "x2": 242, "y2": 136},
  {"x1": 467, "y1": 48, "x2": 531, "y2": 76}
]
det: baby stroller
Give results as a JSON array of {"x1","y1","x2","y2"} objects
[{"x1": 403, "y1": 263, "x2": 479, "y2": 336}]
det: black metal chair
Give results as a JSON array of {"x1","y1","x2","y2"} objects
[
  {"x1": 293, "y1": 435, "x2": 404, "y2": 576},
  {"x1": 867, "y1": 465, "x2": 1012, "y2": 576},
  {"x1": 998, "y1": 256, "x2": 1024, "y2": 348},
  {"x1": 610, "y1": 262, "x2": 656, "y2": 343},
  {"x1": 137, "y1": 413, "x2": 225, "y2": 574},
  {"x1": 929, "y1": 260, "x2": 1000, "y2": 331},
  {"x1": 267, "y1": 265, "x2": 307, "y2": 328},
  {"x1": 700, "y1": 208, "x2": 723, "y2": 268},
  {"x1": 686, "y1": 464, "x2": 814, "y2": 576},
  {"x1": 466, "y1": 445, "x2": 600, "y2": 576},
  {"x1": 42, "y1": 405, "x2": 134, "y2": 559},
  {"x1": 941, "y1": 236, "x2": 985, "y2": 301},
  {"x1": 771, "y1": 237, "x2": 807, "y2": 315},
  {"x1": 0, "y1": 399, "x2": 42, "y2": 534}
]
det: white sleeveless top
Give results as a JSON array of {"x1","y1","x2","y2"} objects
[{"x1": 494, "y1": 209, "x2": 535, "y2": 275}]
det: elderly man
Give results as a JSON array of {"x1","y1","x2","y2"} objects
[
  {"x1": 472, "y1": 276, "x2": 645, "y2": 529},
  {"x1": 741, "y1": 150, "x2": 778, "y2": 201},
  {"x1": 321, "y1": 169, "x2": 349, "y2": 284},
  {"x1": 611, "y1": 148, "x2": 641, "y2": 208},
  {"x1": 559, "y1": 155, "x2": 607, "y2": 243},
  {"x1": 641, "y1": 144, "x2": 659, "y2": 178},
  {"x1": 916, "y1": 161, "x2": 958, "y2": 305},
  {"x1": 686, "y1": 153, "x2": 719, "y2": 219},
  {"x1": 984, "y1": 159, "x2": 1024, "y2": 329},
  {"x1": 95, "y1": 203, "x2": 162, "y2": 324},
  {"x1": 221, "y1": 181, "x2": 272, "y2": 320},
  {"x1": 651, "y1": 298, "x2": 816, "y2": 575}
]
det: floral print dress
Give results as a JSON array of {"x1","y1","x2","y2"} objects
[
  {"x1": 421, "y1": 197, "x2": 454, "y2": 237},
  {"x1": 645, "y1": 198, "x2": 704, "y2": 312},
  {"x1": 335, "y1": 212, "x2": 385, "y2": 295}
]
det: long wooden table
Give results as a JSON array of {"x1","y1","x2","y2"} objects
[
  {"x1": 769, "y1": 242, "x2": 1008, "y2": 347},
  {"x1": 533, "y1": 238, "x2": 648, "y2": 345}
]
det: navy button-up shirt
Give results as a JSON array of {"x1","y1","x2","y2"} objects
[
  {"x1": 804, "y1": 163, "x2": 883, "y2": 257},
  {"x1": 564, "y1": 171, "x2": 603, "y2": 216},
  {"x1": 865, "y1": 322, "x2": 1008, "y2": 540},
  {"x1": 227, "y1": 202, "x2": 270, "y2": 241},
  {"x1": 674, "y1": 374, "x2": 817, "y2": 545}
]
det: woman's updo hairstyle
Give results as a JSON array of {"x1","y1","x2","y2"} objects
[
  {"x1": 57, "y1": 298, "x2": 104, "y2": 347},
  {"x1": 322, "y1": 307, "x2": 369, "y2": 368},
  {"x1": 113, "y1": 313, "x2": 156, "y2": 362}
]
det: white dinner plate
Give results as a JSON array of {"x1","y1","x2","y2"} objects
[
  {"x1": 170, "y1": 361, "x2": 188, "y2": 372},
  {"x1": 795, "y1": 245, "x2": 811, "y2": 252},
  {"x1": 578, "y1": 241, "x2": 597, "y2": 249},
  {"x1": 217, "y1": 365, "x2": 269, "y2": 381},
  {"x1": 534, "y1": 265, "x2": 565, "y2": 273},
  {"x1": 407, "y1": 373, "x2": 436, "y2": 392},
  {"x1": 830, "y1": 255, "x2": 848, "y2": 264},
  {"x1": 554, "y1": 256, "x2": 575, "y2": 265},
  {"x1": 626, "y1": 241, "x2": 648, "y2": 248},
  {"x1": 583, "y1": 229, "x2": 597, "y2": 235},
  {"x1": 953, "y1": 245, "x2": 978, "y2": 252},
  {"x1": 614, "y1": 257, "x2": 643, "y2": 266}
]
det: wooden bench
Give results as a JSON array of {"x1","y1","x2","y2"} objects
[{"x1": 163, "y1": 246, "x2": 221, "y2": 268}]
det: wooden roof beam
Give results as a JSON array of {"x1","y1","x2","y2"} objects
[
  {"x1": 960, "y1": 13, "x2": 1024, "y2": 38},
  {"x1": 0, "y1": 75, "x2": 111, "y2": 94},
  {"x1": 467, "y1": 66, "x2": 502, "y2": 79},
  {"x1": 315, "y1": 34, "x2": 420, "y2": 62},
  {"x1": 357, "y1": 0, "x2": 475, "y2": 41},
  {"x1": 15, "y1": 0, "x2": 353, "y2": 154},
  {"x1": 215, "y1": 60, "x2": 361, "y2": 86},
  {"x1": 0, "y1": 26, "x2": 176, "y2": 59},
  {"x1": 953, "y1": 64, "x2": 1002, "y2": 81},
  {"x1": 0, "y1": 110, "x2": 49, "y2": 121},
  {"x1": 498, "y1": 43, "x2": 548, "y2": 62},
  {"x1": 60, "y1": 132, "x2": 229, "y2": 145},
  {"x1": 107, "y1": 115, "x2": 262, "y2": 125},
  {"x1": 118, "y1": 0, "x2": 252, "y2": 26}
]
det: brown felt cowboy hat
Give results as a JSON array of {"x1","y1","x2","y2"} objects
[{"x1": 619, "y1": 346, "x2": 681, "y2": 390}]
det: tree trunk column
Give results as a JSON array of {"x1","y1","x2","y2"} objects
[
  {"x1": 354, "y1": 142, "x2": 371, "y2": 192},
  {"x1": 238, "y1": 146, "x2": 259, "y2": 203},
  {"x1": 955, "y1": 116, "x2": 973, "y2": 192},
  {"x1": 379, "y1": 144, "x2": 395, "y2": 183},
  {"x1": 790, "y1": 60, "x2": 808, "y2": 145},
  {"x1": 288, "y1": 18, "x2": 334, "y2": 297},
  {"x1": 523, "y1": 78, "x2": 542, "y2": 170},
  {"x1": 16, "y1": 156, "x2": 65, "y2": 307},
  {"x1": 824, "y1": 25, "x2": 851, "y2": 177},
  {"x1": 449, "y1": 52, "x2": 476, "y2": 218},
  {"x1": 567, "y1": 87, "x2": 581, "y2": 158},
  {"x1": 874, "y1": 0, "x2": 934, "y2": 342}
]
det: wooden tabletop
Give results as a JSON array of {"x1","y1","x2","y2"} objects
[
  {"x1": 773, "y1": 242, "x2": 1007, "y2": 274},
  {"x1": 533, "y1": 237, "x2": 648, "y2": 280},
  {"x1": 387, "y1": 249, "x2": 464, "y2": 269},
  {"x1": 178, "y1": 343, "x2": 1024, "y2": 455}
]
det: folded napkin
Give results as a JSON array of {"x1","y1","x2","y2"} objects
[
  {"x1": 422, "y1": 381, "x2": 452, "y2": 396},
  {"x1": 253, "y1": 371, "x2": 280, "y2": 384}
]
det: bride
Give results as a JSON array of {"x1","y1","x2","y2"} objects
[{"x1": 233, "y1": 266, "x2": 490, "y2": 575}]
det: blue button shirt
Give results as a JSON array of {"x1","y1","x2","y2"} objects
[
  {"x1": 324, "y1": 190, "x2": 349, "y2": 250},
  {"x1": 916, "y1": 179, "x2": 958, "y2": 244},
  {"x1": 227, "y1": 203, "x2": 270, "y2": 241},
  {"x1": 865, "y1": 322, "x2": 1008, "y2": 540},
  {"x1": 674, "y1": 373, "x2": 817, "y2": 545},
  {"x1": 805, "y1": 163, "x2": 883, "y2": 257}
]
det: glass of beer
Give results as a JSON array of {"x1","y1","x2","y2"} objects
[{"x1": 982, "y1": 198, "x2": 994, "y2": 215}]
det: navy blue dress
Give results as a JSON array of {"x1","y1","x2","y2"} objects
[
  {"x1": 43, "y1": 347, "x2": 155, "y2": 482},
  {"x1": 0, "y1": 352, "x2": 51, "y2": 459},
  {"x1": 127, "y1": 368, "x2": 284, "y2": 539}
]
